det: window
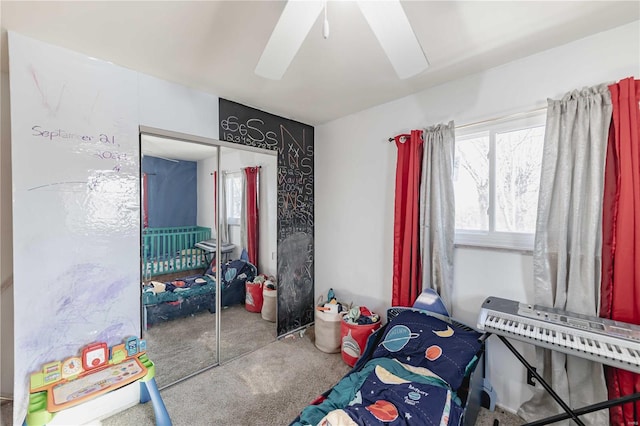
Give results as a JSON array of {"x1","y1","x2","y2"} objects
[
  {"x1": 225, "y1": 172, "x2": 242, "y2": 225},
  {"x1": 453, "y1": 113, "x2": 545, "y2": 250}
]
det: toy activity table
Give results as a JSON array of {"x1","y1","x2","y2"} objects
[{"x1": 24, "y1": 338, "x2": 171, "y2": 426}]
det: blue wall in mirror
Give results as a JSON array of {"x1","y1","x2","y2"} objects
[{"x1": 142, "y1": 156, "x2": 197, "y2": 227}]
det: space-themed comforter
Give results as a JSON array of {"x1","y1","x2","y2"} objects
[
  {"x1": 142, "y1": 259, "x2": 257, "y2": 306},
  {"x1": 142, "y1": 259, "x2": 257, "y2": 327},
  {"x1": 296, "y1": 357, "x2": 463, "y2": 425},
  {"x1": 294, "y1": 309, "x2": 483, "y2": 426}
]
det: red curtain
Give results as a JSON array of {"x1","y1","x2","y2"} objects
[
  {"x1": 142, "y1": 172, "x2": 149, "y2": 228},
  {"x1": 244, "y1": 167, "x2": 259, "y2": 270},
  {"x1": 601, "y1": 77, "x2": 640, "y2": 425},
  {"x1": 392, "y1": 130, "x2": 424, "y2": 306}
]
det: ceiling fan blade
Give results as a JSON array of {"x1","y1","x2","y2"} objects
[
  {"x1": 255, "y1": 0, "x2": 324, "y2": 80},
  {"x1": 357, "y1": 0, "x2": 429, "y2": 79}
]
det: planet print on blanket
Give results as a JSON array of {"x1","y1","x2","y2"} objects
[
  {"x1": 425, "y1": 345, "x2": 443, "y2": 361},
  {"x1": 366, "y1": 400, "x2": 398, "y2": 422},
  {"x1": 380, "y1": 325, "x2": 420, "y2": 352},
  {"x1": 224, "y1": 267, "x2": 237, "y2": 281}
]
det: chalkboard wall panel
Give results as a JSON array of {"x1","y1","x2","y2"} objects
[{"x1": 219, "y1": 99, "x2": 314, "y2": 336}]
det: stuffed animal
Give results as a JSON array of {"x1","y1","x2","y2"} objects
[{"x1": 150, "y1": 281, "x2": 166, "y2": 294}]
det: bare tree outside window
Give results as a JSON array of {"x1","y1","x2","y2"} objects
[
  {"x1": 226, "y1": 172, "x2": 242, "y2": 224},
  {"x1": 454, "y1": 135, "x2": 489, "y2": 231},
  {"x1": 453, "y1": 116, "x2": 545, "y2": 250},
  {"x1": 495, "y1": 127, "x2": 544, "y2": 233}
]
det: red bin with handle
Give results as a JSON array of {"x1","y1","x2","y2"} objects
[
  {"x1": 245, "y1": 282, "x2": 263, "y2": 313},
  {"x1": 340, "y1": 317, "x2": 381, "y2": 367}
]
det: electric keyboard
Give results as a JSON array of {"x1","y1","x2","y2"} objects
[{"x1": 477, "y1": 296, "x2": 640, "y2": 374}]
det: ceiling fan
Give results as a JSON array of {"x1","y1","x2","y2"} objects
[{"x1": 255, "y1": 0, "x2": 429, "y2": 80}]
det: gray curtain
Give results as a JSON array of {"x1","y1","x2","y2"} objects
[
  {"x1": 419, "y1": 121, "x2": 456, "y2": 313},
  {"x1": 518, "y1": 85, "x2": 612, "y2": 425}
]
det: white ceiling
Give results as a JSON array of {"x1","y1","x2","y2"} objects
[{"x1": 2, "y1": 1, "x2": 639, "y2": 125}]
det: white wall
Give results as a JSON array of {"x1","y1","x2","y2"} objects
[
  {"x1": 197, "y1": 155, "x2": 218, "y2": 233},
  {"x1": 1, "y1": 71, "x2": 14, "y2": 399},
  {"x1": 139, "y1": 74, "x2": 219, "y2": 140},
  {"x1": 315, "y1": 20, "x2": 640, "y2": 414},
  {"x1": 1, "y1": 35, "x2": 223, "y2": 422}
]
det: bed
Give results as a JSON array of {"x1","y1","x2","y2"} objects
[
  {"x1": 142, "y1": 226, "x2": 211, "y2": 278},
  {"x1": 142, "y1": 258, "x2": 257, "y2": 328},
  {"x1": 292, "y1": 306, "x2": 487, "y2": 426}
]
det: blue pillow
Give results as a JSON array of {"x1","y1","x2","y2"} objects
[{"x1": 372, "y1": 310, "x2": 481, "y2": 390}]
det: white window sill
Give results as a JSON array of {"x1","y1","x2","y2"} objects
[{"x1": 454, "y1": 231, "x2": 534, "y2": 254}]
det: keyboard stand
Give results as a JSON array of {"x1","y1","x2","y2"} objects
[{"x1": 494, "y1": 334, "x2": 640, "y2": 426}]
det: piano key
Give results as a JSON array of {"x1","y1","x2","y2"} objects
[
  {"x1": 576, "y1": 337, "x2": 587, "y2": 352},
  {"x1": 606, "y1": 344, "x2": 624, "y2": 362},
  {"x1": 525, "y1": 325, "x2": 535, "y2": 338},
  {"x1": 616, "y1": 345, "x2": 633, "y2": 363},
  {"x1": 559, "y1": 332, "x2": 568, "y2": 346},
  {"x1": 593, "y1": 341, "x2": 605, "y2": 357}
]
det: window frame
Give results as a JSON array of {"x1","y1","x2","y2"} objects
[
  {"x1": 225, "y1": 171, "x2": 242, "y2": 226},
  {"x1": 454, "y1": 111, "x2": 546, "y2": 251}
]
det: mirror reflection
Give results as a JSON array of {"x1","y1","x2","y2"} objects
[
  {"x1": 140, "y1": 134, "x2": 219, "y2": 388},
  {"x1": 218, "y1": 145, "x2": 278, "y2": 363},
  {"x1": 139, "y1": 134, "x2": 278, "y2": 388}
]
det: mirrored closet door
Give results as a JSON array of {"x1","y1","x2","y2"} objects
[
  {"x1": 218, "y1": 145, "x2": 278, "y2": 363},
  {"x1": 139, "y1": 131, "x2": 279, "y2": 387},
  {"x1": 140, "y1": 133, "x2": 220, "y2": 388}
]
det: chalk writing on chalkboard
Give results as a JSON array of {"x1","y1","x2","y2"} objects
[{"x1": 219, "y1": 98, "x2": 314, "y2": 336}]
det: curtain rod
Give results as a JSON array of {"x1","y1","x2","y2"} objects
[
  {"x1": 224, "y1": 165, "x2": 262, "y2": 175},
  {"x1": 387, "y1": 106, "x2": 548, "y2": 142},
  {"x1": 209, "y1": 166, "x2": 262, "y2": 175}
]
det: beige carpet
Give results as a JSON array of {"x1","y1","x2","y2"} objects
[
  {"x1": 101, "y1": 327, "x2": 525, "y2": 426},
  {"x1": 1, "y1": 327, "x2": 525, "y2": 426},
  {"x1": 144, "y1": 304, "x2": 277, "y2": 388},
  {"x1": 102, "y1": 328, "x2": 352, "y2": 426}
]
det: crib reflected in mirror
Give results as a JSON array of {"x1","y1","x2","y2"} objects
[{"x1": 140, "y1": 132, "x2": 277, "y2": 388}]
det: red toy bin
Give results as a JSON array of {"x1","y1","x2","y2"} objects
[
  {"x1": 340, "y1": 318, "x2": 381, "y2": 367},
  {"x1": 245, "y1": 282, "x2": 263, "y2": 313}
]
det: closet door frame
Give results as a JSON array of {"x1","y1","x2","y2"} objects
[{"x1": 139, "y1": 125, "x2": 276, "y2": 371}]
